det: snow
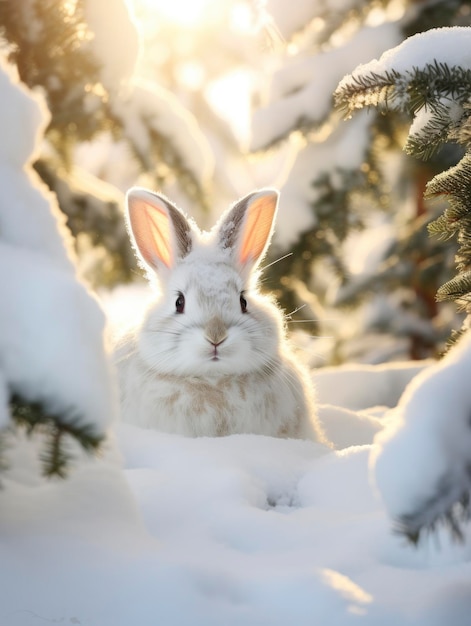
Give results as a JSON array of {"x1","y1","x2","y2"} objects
[
  {"x1": 0, "y1": 61, "x2": 74, "y2": 265},
  {"x1": 251, "y1": 17, "x2": 401, "y2": 249},
  {"x1": 0, "y1": 370, "x2": 9, "y2": 429},
  {"x1": 0, "y1": 244, "x2": 114, "y2": 428},
  {"x1": 272, "y1": 110, "x2": 372, "y2": 248},
  {"x1": 112, "y1": 78, "x2": 214, "y2": 187},
  {"x1": 265, "y1": 0, "x2": 375, "y2": 40},
  {"x1": 335, "y1": 26, "x2": 471, "y2": 149},
  {"x1": 372, "y1": 330, "x2": 471, "y2": 536},
  {"x1": 339, "y1": 27, "x2": 471, "y2": 85},
  {"x1": 81, "y1": 0, "x2": 214, "y2": 196},
  {"x1": 6, "y1": 357, "x2": 471, "y2": 626},
  {"x1": 314, "y1": 360, "x2": 430, "y2": 411},
  {"x1": 251, "y1": 23, "x2": 401, "y2": 151},
  {"x1": 0, "y1": 57, "x2": 115, "y2": 434}
]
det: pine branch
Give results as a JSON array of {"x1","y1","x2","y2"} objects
[
  {"x1": 335, "y1": 62, "x2": 471, "y2": 120},
  {"x1": 9, "y1": 393, "x2": 103, "y2": 478},
  {"x1": 426, "y1": 152, "x2": 471, "y2": 201},
  {"x1": 147, "y1": 126, "x2": 209, "y2": 211},
  {"x1": 436, "y1": 271, "x2": 471, "y2": 307},
  {"x1": 442, "y1": 327, "x2": 467, "y2": 355},
  {"x1": 33, "y1": 159, "x2": 138, "y2": 287},
  {"x1": 394, "y1": 468, "x2": 471, "y2": 545},
  {"x1": 335, "y1": 69, "x2": 403, "y2": 117},
  {"x1": 405, "y1": 105, "x2": 455, "y2": 160}
]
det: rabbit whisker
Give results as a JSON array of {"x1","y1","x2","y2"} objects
[
  {"x1": 260, "y1": 252, "x2": 293, "y2": 272},
  {"x1": 285, "y1": 304, "x2": 307, "y2": 319}
]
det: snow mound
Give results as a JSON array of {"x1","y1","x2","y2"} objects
[{"x1": 372, "y1": 331, "x2": 471, "y2": 539}]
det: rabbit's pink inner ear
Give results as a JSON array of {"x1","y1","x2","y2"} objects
[
  {"x1": 128, "y1": 195, "x2": 173, "y2": 269},
  {"x1": 239, "y1": 191, "x2": 278, "y2": 266}
]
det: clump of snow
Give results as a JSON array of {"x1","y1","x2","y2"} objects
[
  {"x1": 0, "y1": 245, "x2": 114, "y2": 428},
  {"x1": 338, "y1": 27, "x2": 471, "y2": 88},
  {"x1": 272, "y1": 110, "x2": 372, "y2": 248},
  {"x1": 82, "y1": 0, "x2": 214, "y2": 193},
  {"x1": 112, "y1": 78, "x2": 214, "y2": 187},
  {"x1": 317, "y1": 404, "x2": 385, "y2": 449},
  {"x1": 372, "y1": 330, "x2": 471, "y2": 534},
  {"x1": 0, "y1": 60, "x2": 74, "y2": 264},
  {"x1": 314, "y1": 360, "x2": 429, "y2": 411},
  {"x1": 0, "y1": 60, "x2": 45, "y2": 167},
  {"x1": 265, "y1": 0, "x2": 376, "y2": 40},
  {"x1": 251, "y1": 23, "x2": 400, "y2": 151},
  {"x1": 74, "y1": 133, "x2": 141, "y2": 193},
  {"x1": 0, "y1": 55, "x2": 115, "y2": 433}
]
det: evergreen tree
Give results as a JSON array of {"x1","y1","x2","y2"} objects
[
  {"x1": 0, "y1": 0, "x2": 214, "y2": 286},
  {"x1": 335, "y1": 25, "x2": 471, "y2": 541},
  {"x1": 0, "y1": 56, "x2": 114, "y2": 479},
  {"x1": 254, "y1": 0, "x2": 470, "y2": 361},
  {"x1": 335, "y1": 28, "x2": 471, "y2": 342}
]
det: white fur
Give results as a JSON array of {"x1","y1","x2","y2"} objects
[{"x1": 114, "y1": 188, "x2": 326, "y2": 442}]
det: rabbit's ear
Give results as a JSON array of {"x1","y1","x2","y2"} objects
[
  {"x1": 126, "y1": 188, "x2": 192, "y2": 272},
  {"x1": 219, "y1": 189, "x2": 279, "y2": 272}
]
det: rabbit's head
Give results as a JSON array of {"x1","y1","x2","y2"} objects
[{"x1": 126, "y1": 188, "x2": 285, "y2": 378}]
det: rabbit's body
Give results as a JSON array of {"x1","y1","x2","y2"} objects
[
  {"x1": 115, "y1": 188, "x2": 325, "y2": 442},
  {"x1": 116, "y1": 341, "x2": 316, "y2": 438}
]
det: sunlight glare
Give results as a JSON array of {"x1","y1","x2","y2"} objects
[
  {"x1": 205, "y1": 69, "x2": 252, "y2": 146},
  {"x1": 132, "y1": 0, "x2": 220, "y2": 27}
]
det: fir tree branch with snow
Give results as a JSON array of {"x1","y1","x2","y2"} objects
[
  {"x1": 0, "y1": 0, "x2": 214, "y2": 287},
  {"x1": 0, "y1": 56, "x2": 114, "y2": 480},
  {"x1": 336, "y1": 26, "x2": 471, "y2": 542},
  {"x1": 9, "y1": 394, "x2": 103, "y2": 478},
  {"x1": 335, "y1": 28, "x2": 471, "y2": 336}
]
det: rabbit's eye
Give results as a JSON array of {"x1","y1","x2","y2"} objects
[
  {"x1": 240, "y1": 293, "x2": 247, "y2": 313},
  {"x1": 175, "y1": 293, "x2": 185, "y2": 314}
]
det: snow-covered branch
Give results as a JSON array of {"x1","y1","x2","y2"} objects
[
  {"x1": 371, "y1": 331, "x2": 471, "y2": 543},
  {"x1": 0, "y1": 57, "x2": 115, "y2": 476}
]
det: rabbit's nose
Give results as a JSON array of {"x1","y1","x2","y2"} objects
[{"x1": 205, "y1": 316, "x2": 228, "y2": 346}]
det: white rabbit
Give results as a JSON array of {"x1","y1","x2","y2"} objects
[{"x1": 114, "y1": 187, "x2": 326, "y2": 442}]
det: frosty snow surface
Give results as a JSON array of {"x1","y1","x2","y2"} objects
[{"x1": 3, "y1": 339, "x2": 471, "y2": 626}]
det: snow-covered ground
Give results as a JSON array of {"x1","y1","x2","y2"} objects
[{"x1": 3, "y1": 335, "x2": 471, "y2": 626}]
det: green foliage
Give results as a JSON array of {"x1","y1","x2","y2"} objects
[
  {"x1": 0, "y1": 0, "x2": 106, "y2": 157},
  {"x1": 34, "y1": 160, "x2": 138, "y2": 287},
  {"x1": 336, "y1": 55, "x2": 471, "y2": 329},
  {"x1": 253, "y1": 2, "x2": 471, "y2": 359},
  {"x1": 8, "y1": 392, "x2": 103, "y2": 479},
  {"x1": 337, "y1": 61, "x2": 471, "y2": 120},
  {"x1": 335, "y1": 28, "x2": 471, "y2": 541},
  {"x1": 264, "y1": 164, "x2": 378, "y2": 331},
  {"x1": 0, "y1": 0, "x2": 209, "y2": 287},
  {"x1": 396, "y1": 487, "x2": 470, "y2": 546},
  {"x1": 427, "y1": 152, "x2": 471, "y2": 310}
]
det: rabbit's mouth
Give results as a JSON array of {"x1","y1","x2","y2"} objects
[{"x1": 208, "y1": 338, "x2": 226, "y2": 362}]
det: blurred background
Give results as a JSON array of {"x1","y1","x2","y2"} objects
[{"x1": 2, "y1": 0, "x2": 468, "y2": 366}]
